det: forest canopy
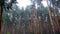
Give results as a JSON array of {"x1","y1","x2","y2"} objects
[{"x1": 1, "y1": 0, "x2": 60, "y2": 34}]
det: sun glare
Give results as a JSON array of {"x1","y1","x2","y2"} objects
[
  {"x1": 41, "y1": 0, "x2": 47, "y2": 7},
  {"x1": 17, "y1": 0, "x2": 47, "y2": 9},
  {"x1": 17, "y1": 0, "x2": 32, "y2": 9}
]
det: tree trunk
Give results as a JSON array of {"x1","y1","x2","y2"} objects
[
  {"x1": 46, "y1": 0, "x2": 55, "y2": 34},
  {"x1": 0, "y1": 5, "x2": 3, "y2": 34},
  {"x1": 54, "y1": 6, "x2": 59, "y2": 31},
  {"x1": 0, "y1": 6, "x2": 1, "y2": 34}
]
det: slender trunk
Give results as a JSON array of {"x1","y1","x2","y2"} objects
[
  {"x1": 0, "y1": 6, "x2": 1, "y2": 34},
  {"x1": 0, "y1": 5, "x2": 3, "y2": 34},
  {"x1": 28, "y1": 17, "x2": 31, "y2": 34},
  {"x1": 32, "y1": 10, "x2": 35, "y2": 34},
  {"x1": 36, "y1": 10, "x2": 39, "y2": 34},
  {"x1": 53, "y1": 6, "x2": 59, "y2": 31},
  {"x1": 37, "y1": 11, "x2": 42, "y2": 34},
  {"x1": 46, "y1": 0, "x2": 55, "y2": 34},
  {"x1": 12, "y1": 22, "x2": 14, "y2": 34}
]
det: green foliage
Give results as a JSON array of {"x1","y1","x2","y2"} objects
[
  {"x1": 2, "y1": 0, "x2": 49, "y2": 31},
  {"x1": 49, "y1": 0, "x2": 60, "y2": 7},
  {"x1": 7, "y1": 32, "x2": 10, "y2": 34},
  {"x1": 1, "y1": 0, "x2": 17, "y2": 10},
  {"x1": 13, "y1": 21, "x2": 17, "y2": 26},
  {"x1": 1, "y1": 0, "x2": 60, "y2": 34}
]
